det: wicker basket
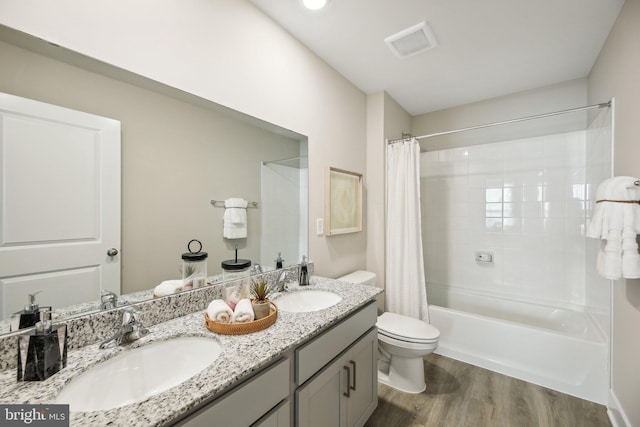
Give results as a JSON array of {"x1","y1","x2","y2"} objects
[{"x1": 205, "y1": 302, "x2": 278, "y2": 335}]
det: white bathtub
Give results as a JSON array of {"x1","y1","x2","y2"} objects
[{"x1": 427, "y1": 285, "x2": 609, "y2": 404}]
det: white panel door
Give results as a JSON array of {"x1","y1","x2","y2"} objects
[{"x1": 0, "y1": 92, "x2": 121, "y2": 319}]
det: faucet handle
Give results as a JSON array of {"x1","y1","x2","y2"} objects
[
  {"x1": 121, "y1": 307, "x2": 142, "y2": 325},
  {"x1": 100, "y1": 290, "x2": 118, "y2": 310}
]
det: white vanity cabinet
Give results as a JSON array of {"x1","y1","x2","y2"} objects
[
  {"x1": 173, "y1": 301, "x2": 378, "y2": 427},
  {"x1": 176, "y1": 357, "x2": 290, "y2": 427},
  {"x1": 295, "y1": 302, "x2": 378, "y2": 427},
  {"x1": 296, "y1": 327, "x2": 377, "y2": 427}
]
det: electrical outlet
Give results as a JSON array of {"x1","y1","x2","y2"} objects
[{"x1": 316, "y1": 218, "x2": 324, "y2": 236}]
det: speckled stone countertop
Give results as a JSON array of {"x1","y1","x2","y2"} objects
[{"x1": 0, "y1": 277, "x2": 382, "y2": 426}]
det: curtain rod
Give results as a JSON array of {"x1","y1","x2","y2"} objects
[{"x1": 388, "y1": 101, "x2": 612, "y2": 144}]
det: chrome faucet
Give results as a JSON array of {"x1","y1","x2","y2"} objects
[
  {"x1": 99, "y1": 307, "x2": 149, "y2": 349},
  {"x1": 274, "y1": 271, "x2": 291, "y2": 293},
  {"x1": 250, "y1": 264, "x2": 263, "y2": 276},
  {"x1": 99, "y1": 290, "x2": 118, "y2": 310}
]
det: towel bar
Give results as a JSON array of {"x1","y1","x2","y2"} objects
[{"x1": 210, "y1": 200, "x2": 258, "y2": 208}]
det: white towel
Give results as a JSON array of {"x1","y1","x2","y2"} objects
[
  {"x1": 586, "y1": 176, "x2": 640, "y2": 279},
  {"x1": 224, "y1": 207, "x2": 246, "y2": 225},
  {"x1": 223, "y1": 198, "x2": 248, "y2": 239},
  {"x1": 153, "y1": 280, "x2": 183, "y2": 297},
  {"x1": 231, "y1": 298, "x2": 254, "y2": 323},
  {"x1": 224, "y1": 198, "x2": 248, "y2": 209},
  {"x1": 207, "y1": 299, "x2": 233, "y2": 323}
]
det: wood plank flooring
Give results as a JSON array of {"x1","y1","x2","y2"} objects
[{"x1": 364, "y1": 354, "x2": 611, "y2": 427}]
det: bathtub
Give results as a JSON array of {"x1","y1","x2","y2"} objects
[{"x1": 427, "y1": 285, "x2": 609, "y2": 404}]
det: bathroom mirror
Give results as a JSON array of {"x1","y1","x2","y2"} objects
[{"x1": 0, "y1": 25, "x2": 308, "y2": 334}]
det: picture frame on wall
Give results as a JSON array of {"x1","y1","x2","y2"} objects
[{"x1": 325, "y1": 166, "x2": 363, "y2": 236}]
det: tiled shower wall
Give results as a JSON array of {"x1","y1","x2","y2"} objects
[{"x1": 421, "y1": 124, "x2": 611, "y2": 311}]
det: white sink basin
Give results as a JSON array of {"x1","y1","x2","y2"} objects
[
  {"x1": 56, "y1": 336, "x2": 222, "y2": 412},
  {"x1": 275, "y1": 290, "x2": 342, "y2": 312}
]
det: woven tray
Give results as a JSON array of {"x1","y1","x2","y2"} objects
[{"x1": 205, "y1": 302, "x2": 278, "y2": 335}]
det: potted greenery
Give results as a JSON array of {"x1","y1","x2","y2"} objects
[{"x1": 250, "y1": 279, "x2": 273, "y2": 320}]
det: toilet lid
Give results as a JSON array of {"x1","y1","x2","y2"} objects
[{"x1": 377, "y1": 312, "x2": 440, "y2": 343}]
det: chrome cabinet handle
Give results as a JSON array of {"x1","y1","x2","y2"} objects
[
  {"x1": 349, "y1": 360, "x2": 356, "y2": 391},
  {"x1": 343, "y1": 365, "x2": 351, "y2": 397},
  {"x1": 107, "y1": 248, "x2": 119, "y2": 257}
]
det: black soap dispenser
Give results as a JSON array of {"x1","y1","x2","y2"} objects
[
  {"x1": 10, "y1": 292, "x2": 50, "y2": 331},
  {"x1": 17, "y1": 308, "x2": 68, "y2": 382},
  {"x1": 299, "y1": 256, "x2": 309, "y2": 286},
  {"x1": 275, "y1": 252, "x2": 284, "y2": 269}
]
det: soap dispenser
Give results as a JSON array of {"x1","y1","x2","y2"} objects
[
  {"x1": 10, "y1": 292, "x2": 50, "y2": 332},
  {"x1": 299, "y1": 256, "x2": 309, "y2": 286},
  {"x1": 17, "y1": 308, "x2": 68, "y2": 382},
  {"x1": 275, "y1": 253, "x2": 284, "y2": 269}
]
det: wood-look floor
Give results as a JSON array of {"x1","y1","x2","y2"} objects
[{"x1": 364, "y1": 354, "x2": 611, "y2": 427}]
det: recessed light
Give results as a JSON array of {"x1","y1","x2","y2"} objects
[{"x1": 302, "y1": 0, "x2": 327, "y2": 11}]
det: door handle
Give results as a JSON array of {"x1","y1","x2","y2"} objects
[
  {"x1": 107, "y1": 248, "x2": 119, "y2": 257},
  {"x1": 349, "y1": 360, "x2": 356, "y2": 391},
  {"x1": 343, "y1": 365, "x2": 351, "y2": 397}
]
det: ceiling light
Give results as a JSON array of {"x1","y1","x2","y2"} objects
[
  {"x1": 385, "y1": 22, "x2": 438, "y2": 59},
  {"x1": 302, "y1": 0, "x2": 327, "y2": 10}
]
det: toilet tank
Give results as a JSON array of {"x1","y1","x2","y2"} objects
[{"x1": 337, "y1": 271, "x2": 376, "y2": 287}]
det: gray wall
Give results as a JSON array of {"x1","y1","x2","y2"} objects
[
  {"x1": 588, "y1": 0, "x2": 640, "y2": 424},
  {"x1": 0, "y1": 0, "x2": 368, "y2": 282},
  {"x1": 0, "y1": 40, "x2": 300, "y2": 294}
]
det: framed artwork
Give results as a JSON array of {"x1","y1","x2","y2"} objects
[{"x1": 325, "y1": 167, "x2": 363, "y2": 236}]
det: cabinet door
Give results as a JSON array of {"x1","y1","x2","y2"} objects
[
  {"x1": 344, "y1": 328, "x2": 377, "y2": 427},
  {"x1": 253, "y1": 400, "x2": 290, "y2": 427},
  {"x1": 296, "y1": 360, "x2": 346, "y2": 427},
  {"x1": 296, "y1": 327, "x2": 378, "y2": 427}
]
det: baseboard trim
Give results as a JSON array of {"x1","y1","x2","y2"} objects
[{"x1": 608, "y1": 389, "x2": 632, "y2": 427}]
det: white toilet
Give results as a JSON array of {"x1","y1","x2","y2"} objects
[{"x1": 338, "y1": 270, "x2": 440, "y2": 394}]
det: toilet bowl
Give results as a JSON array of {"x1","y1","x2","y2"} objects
[{"x1": 338, "y1": 271, "x2": 440, "y2": 394}]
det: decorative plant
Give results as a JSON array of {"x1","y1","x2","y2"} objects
[
  {"x1": 250, "y1": 279, "x2": 272, "y2": 303},
  {"x1": 181, "y1": 264, "x2": 197, "y2": 278}
]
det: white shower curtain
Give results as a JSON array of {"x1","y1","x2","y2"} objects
[{"x1": 386, "y1": 138, "x2": 429, "y2": 321}]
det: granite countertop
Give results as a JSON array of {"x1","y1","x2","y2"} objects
[{"x1": 0, "y1": 277, "x2": 382, "y2": 426}]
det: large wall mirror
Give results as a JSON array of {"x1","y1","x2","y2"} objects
[{"x1": 0, "y1": 25, "x2": 308, "y2": 335}]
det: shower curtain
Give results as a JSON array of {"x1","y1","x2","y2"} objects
[{"x1": 386, "y1": 138, "x2": 429, "y2": 321}]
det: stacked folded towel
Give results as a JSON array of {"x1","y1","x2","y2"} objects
[
  {"x1": 231, "y1": 298, "x2": 255, "y2": 323},
  {"x1": 223, "y1": 198, "x2": 248, "y2": 239},
  {"x1": 153, "y1": 280, "x2": 184, "y2": 297},
  {"x1": 207, "y1": 299, "x2": 233, "y2": 323},
  {"x1": 586, "y1": 176, "x2": 640, "y2": 280}
]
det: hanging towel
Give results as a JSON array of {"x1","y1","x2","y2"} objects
[
  {"x1": 223, "y1": 198, "x2": 248, "y2": 239},
  {"x1": 586, "y1": 176, "x2": 640, "y2": 280}
]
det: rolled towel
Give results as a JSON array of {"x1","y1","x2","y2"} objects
[
  {"x1": 231, "y1": 298, "x2": 255, "y2": 323},
  {"x1": 153, "y1": 280, "x2": 184, "y2": 297},
  {"x1": 207, "y1": 299, "x2": 233, "y2": 323}
]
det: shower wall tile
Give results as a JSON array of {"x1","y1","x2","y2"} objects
[
  {"x1": 584, "y1": 108, "x2": 613, "y2": 322},
  {"x1": 420, "y1": 129, "x2": 600, "y2": 309}
]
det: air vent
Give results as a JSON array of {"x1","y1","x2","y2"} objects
[{"x1": 385, "y1": 22, "x2": 438, "y2": 59}]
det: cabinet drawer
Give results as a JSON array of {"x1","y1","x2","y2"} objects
[
  {"x1": 179, "y1": 357, "x2": 290, "y2": 427},
  {"x1": 296, "y1": 301, "x2": 376, "y2": 385}
]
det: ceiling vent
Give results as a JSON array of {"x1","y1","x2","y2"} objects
[{"x1": 385, "y1": 22, "x2": 438, "y2": 59}]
